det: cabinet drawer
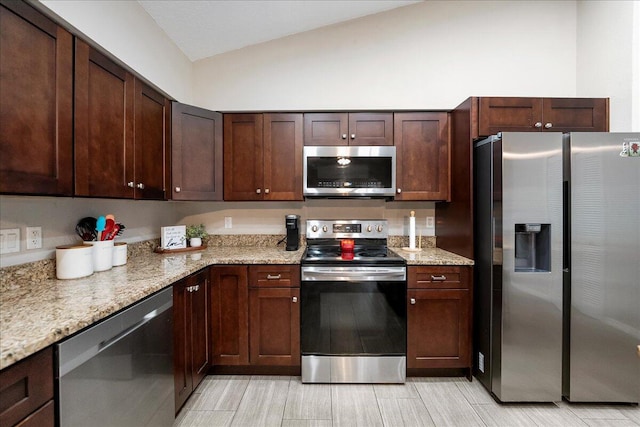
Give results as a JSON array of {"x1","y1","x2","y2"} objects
[
  {"x1": 0, "y1": 347, "x2": 53, "y2": 427},
  {"x1": 249, "y1": 265, "x2": 300, "y2": 288},
  {"x1": 408, "y1": 266, "x2": 470, "y2": 289}
]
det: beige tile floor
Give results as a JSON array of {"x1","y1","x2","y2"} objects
[{"x1": 174, "y1": 375, "x2": 639, "y2": 427}]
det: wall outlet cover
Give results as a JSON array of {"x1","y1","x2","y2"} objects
[{"x1": 0, "y1": 228, "x2": 20, "y2": 254}]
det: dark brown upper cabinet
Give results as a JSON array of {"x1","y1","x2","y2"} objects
[
  {"x1": 134, "y1": 80, "x2": 170, "y2": 200},
  {"x1": 224, "y1": 113, "x2": 303, "y2": 201},
  {"x1": 478, "y1": 97, "x2": 609, "y2": 138},
  {"x1": 0, "y1": 1, "x2": 73, "y2": 196},
  {"x1": 75, "y1": 39, "x2": 169, "y2": 199},
  {"x1": 74, "y1": 39, "x2": 135, "y2": 198},
  {"x1": 304, "y1": 112, "x2": 393, "y2": 146},
  {"x1": 171, "y1": 102, "x2": 223, "y2": 201},
  {"x1": 394, "y1": 112, "x2": 450, "y2": 201}
]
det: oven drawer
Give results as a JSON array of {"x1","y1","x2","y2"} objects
[
  {"x1": 408, "y1": 266, "x2": 471, "y2": 289},
  {"x1": 249, "y1": 265, "x2": 300, "y2": 288}
]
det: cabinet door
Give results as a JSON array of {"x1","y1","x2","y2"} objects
[
  {"x1": 134, "y1": 80, "x2": 169, "y2": 200},
  {"x1": 75, "y1": 40, "x2": 135, "y2": 198},
  {"x1": 190, "y1": 269, "x2": 210, "y2": 388},
  {"x1": 478, "y1": 97, "x2": 543, "y2": 136},
  {"x1": 249, "y1": 287, "x2": 300, "y2": 366},
  {"x1": 173, "y1": 279, "x2": 192, "y2": 412},
  {"x1": 394, "y1": 112, "x2": 450, "y2": 201},
  {"x1": 0, "y1": 2, "x2": 73, "y2": 196},
  {"x1": 0, "y1": 347, "x2": 53, "y2": 427},
  {"x1": 171, "y1": 102, "x2": 223, "y2": 200},
  {"x1": 263, "y1": 113, "x2": 303, "y2": 200},
  {"x1": 224, "y1": 114, "x2": 264, "y2": 200},
  {"x1": 407, "y1": 289, "x2": 470, "y2": 369},
  {"x1": 348, "y1": 113, "x2": 393, "y2": 146},
  {"x1": 210, "y1": 266, "x2": 249, "y2": 365},
  {"x1": 303, "y1": 113, "x2": 349, "y2": 146},
  {"x1": 542, "y1": 98, "x2": 609, "y2": 133}
]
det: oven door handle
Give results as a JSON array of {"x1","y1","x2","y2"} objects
[{"x1": 301, "y1": 267, "x2": 406, "y2": 282}]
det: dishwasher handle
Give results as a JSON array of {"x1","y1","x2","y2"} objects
[{"x1": 99, "y1": 301, "x2": 172, "y2": 352}]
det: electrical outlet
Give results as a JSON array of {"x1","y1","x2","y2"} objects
[
  {"x1": 26, "y1": 226, "x2": 42, "y2": 249},
  {"x1": 224, "y1": 216, "x2": 232, "y2": 229},
  {"x1": 426, "y1": 216, "x2": 435, "y2": 228},
  {"x1": 0, "y1": 228, "x2": 20, "y2": 254}
]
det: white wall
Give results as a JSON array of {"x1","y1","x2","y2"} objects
[
  {"x1": 39, "y1": 0, "x2": 193, "y2": 102},
  {"x1": 192, "y1": 0, "x2": 578, "y2": 111},
  {"x1": 576, "y1": 0, "x2": 640, "y2": 131}
]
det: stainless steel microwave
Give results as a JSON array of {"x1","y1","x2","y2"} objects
[{"x1": 303, "y1": 146, "x2": 396, "y2": 198}]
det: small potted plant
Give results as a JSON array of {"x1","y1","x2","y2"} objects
[{"x1": 185, "y1": 224, "x2": 208, "y2": 247}]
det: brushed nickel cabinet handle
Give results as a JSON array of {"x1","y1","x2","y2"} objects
[
  {"x1": 266, "y1": 274, "x2": 281, "y2": 280},
  {"x1": 136, "y1": 183, "x2": 145, "y2": 190},
  {"x1": 350, "y1": 134, "x2": 356, "y2": 139},
  {"x1": 410, "y1": 298, "x2": 416, "y2": 305},
  {"x1": 397, "y1": 188, "x2": 402, "y2": 193},
  {"x1": 292, "y1": 296, "x2": 298, "y2": 303},
  {"x1": 256, "y1": 188, "x2": 261, "y2": 194},
  {"x1": 431, "y1": 275, "x2": 447, "y2": 281},
  {"x1": 341, "y1": 134, "x2": 347, "y2": 139},
  {"x1": 265, "y1": 188, "x2": 270, "y2": 194},
  {"x1": 175, "y1": 187, "x2": 181, "y2": 192},
  {"x1": 544, "y1": 122, "x2": 553, "y2": 129},
  {"x1": 534, "y1": 122, "x2": 542, "y2": 128},
  {"x1": 127, "y1": 182, "x2": 135, "y2": 188}
]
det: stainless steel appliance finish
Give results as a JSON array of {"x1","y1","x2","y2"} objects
[
  {"x1": 564, "y1": 133, "x2": 640, "y2": 403},
  {"x1": 474, "y1": 133, "x2": 564, "y2": 402},
  {"x1": 303, "y1": 146, "x2": 396, "y2": 198},
  {"x1": 57, "y1": 287, "x2": 174, "y2": 427},
  {"x1": 301, "y1": 219, "x2": 407, "y2": 384}
]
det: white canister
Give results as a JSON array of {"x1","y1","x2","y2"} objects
[
  {"x1": 85, "y1": 240, "x2": 114, "y2": 272},
  {"x1": 112, "y1": 242, "x2": 128, "y2": 266},
  {"x1": 56, "y1": 244, "x2": 94, "y2": 279}
]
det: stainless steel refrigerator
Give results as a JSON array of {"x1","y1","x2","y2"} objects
[{"x1": 474, "y1": 132, "x2": 639, "y2": 403}]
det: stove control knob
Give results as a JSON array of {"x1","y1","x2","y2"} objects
[
  {"x1": 322, "y1": 226, "x2": 328, "y2": 232},
  {"x1": 366, "y1": 225, "x2": 373, "y2": 232},
  {"x1": 311, "y1": 225, "x2": 318, "y2": 232},
  {"x1": 376, "y1": 225, "x2": 383, "y2": 232}
]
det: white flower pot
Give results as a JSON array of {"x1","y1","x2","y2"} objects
[{"x1": 189, "y1": 237, "x2": 202, "y2": 247}]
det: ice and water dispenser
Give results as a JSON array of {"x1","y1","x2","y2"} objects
[{"x1": 514, "y1": 223, "x2": 551, "y2": 272}]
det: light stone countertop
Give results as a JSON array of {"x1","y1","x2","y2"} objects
[
  {"x1": 390, "y1": 247, "x2": 475, "y2": 266},
  {"x1": 0, "y1": 245, "x2": 304, "y2": 370},
  {"x1": 1, "y1": 242, "x2": 472, "y2": 370}
]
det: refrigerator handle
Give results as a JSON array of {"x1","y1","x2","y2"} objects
[{"x1": 563, "y1": 180, "x2": 570, "y2": 271}]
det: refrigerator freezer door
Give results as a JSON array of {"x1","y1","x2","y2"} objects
[
  {"x1": 568, "y1": 132, "x2": 640, "y2": 403},
  {"x1": 496, "y1": 132, "x2": 564, "y2": 401}
]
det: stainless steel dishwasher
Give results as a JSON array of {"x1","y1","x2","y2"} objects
[{"x1": 57, "y1": 287, "x2": 174, "y2": 427}]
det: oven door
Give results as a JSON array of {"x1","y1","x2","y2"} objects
[{"x1": 300, "y1": 265, "x2": 406, "y2": 383}]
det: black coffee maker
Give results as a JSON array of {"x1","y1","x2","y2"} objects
[{"x1": 285, "y1": 215, "x2": 300, "y2": 251}]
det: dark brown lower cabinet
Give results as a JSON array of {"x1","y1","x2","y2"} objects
[
  {"x1": 174, "y1": 268, "x2": 210, "y2": 413},
  {"x1": 210, "y1": 266, "x2": 249, "y2": 366},
  {"x1": 210, "y1": 265, "x2": 301, "y2": 371},
  {"x1": 0, "y1": 347, "x2": 54, "y2": 427},
  {"x1": 248, "y1": 265, "x2": 300, "y2": 367},
  {"x1": 407, "y1": 266, "x2": 472, "y2": 373}
]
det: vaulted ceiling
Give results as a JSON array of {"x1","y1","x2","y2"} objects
[{"x1": 138, "y1": 0, "x2": 422, "y2": 61}]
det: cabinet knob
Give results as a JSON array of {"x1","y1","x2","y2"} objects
[
  {"x1": 397, "y1": 188, "x2": 402, "y2": 193},
  {"x1": 187, "y1": 286, "x2": 193, "y2": 292},
  {"x1": 341, "y1": 134, "x2": 347, "y2": 139},
  {"x1": 264, "y1": 188, "x2": 270, "y2": 194},
  {"x1": 410, "y1": 298, "x2": 416, "y2": 305},
  {"x1": 175, "y1": 186, "x2": 181, "y2": 193},
  {"x1": 534, "y1": 122, "x2": 543, "y2": 128},
  {"x1": 266, "y1": 274, "x2": 281, "y2": 280},
  {"x1": 292, "y1": 296, "x2": 298, "y2": 303},
  {"x1": 256, "y1": 188, "x2": 261, "y2": 194},
  {"x1": 194, "y1": 285, "x2": 199, "y2": 292},
  {"x1": 136, "y1": 183, "x2": 145, "y2": 190},
  {"x1": 431, "y1": 275, "x2": 447, "y2": 281},
  {"x1": 127, "y1": 182, "x2": 135, "y2": 188},
  {"x1": 350, "y1": 134, "x2": 356, "y2": 139},
  {"x1": 544, "y1": 122, "x2": 553, "y2": 129}
]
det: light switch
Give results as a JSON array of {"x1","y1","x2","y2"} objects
[{"x1": 0, "y1": 228, "x2": 20, "y2": 254}]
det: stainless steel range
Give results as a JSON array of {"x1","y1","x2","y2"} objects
[{"x1": 300, "y1": 219, "x2": 407, "y2": 383}]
